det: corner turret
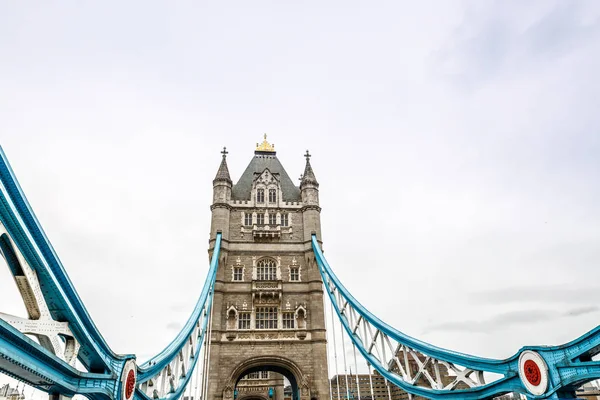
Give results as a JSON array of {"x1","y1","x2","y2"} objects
[
  {"x1": 211, "y1": 147, "x2": 232, "y2": 240},
  {"x1": 300, "y1": 150, "x2": 319, "y2": 206},
  {"x1": 300, "y1": 150, "x2": 321, "y2": 241},
  {"x1": 213, "y1": 147, "x2": 232, "y2": 203}
]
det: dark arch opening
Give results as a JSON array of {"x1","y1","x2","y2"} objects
[{"x1": 235, "y1": 365, "x2": 299, "y2": 400}]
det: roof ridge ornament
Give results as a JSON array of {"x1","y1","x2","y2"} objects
[{"x1": 255, "y1": 133, "x2": 275, "y2": 153}]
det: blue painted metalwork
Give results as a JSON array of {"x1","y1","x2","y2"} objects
[
  {"x1": 0, "y1": 147, "x2": 126, "y2": 373},
  {"x1": 312, "y1": 234, "x2": 600, "y2": 399},
  {"x1": 136, "y1": 234, "x2": 221, "y2": 400},
  {"x1": 0, "y1": 147, "x2": 222, "y2": 400},
  {"x1": 1, "y1": 141, "x2": 597, "y2": 400}
]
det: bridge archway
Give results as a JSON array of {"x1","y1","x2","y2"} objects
[{"x1": 224, "y1": 356, "x2": 309, "y2": 400}]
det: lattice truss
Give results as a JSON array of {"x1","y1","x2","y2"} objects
[
  {"x1": 313, "y1": 235, "x2": 600, "y2": 400},
  {"x1": 0, "y1": 143, "x2": 223, "y2": 400},
  {"x1": 0, "y1": 222, "x2": 80, "y2": 366},
  {"x1": 137, "y1": 299, "x2": 213, "y2": 400},
  {"x1": 323, "y1": 274, "x2": 486, "y2": 392}
]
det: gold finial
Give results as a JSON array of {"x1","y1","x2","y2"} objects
[{"x1": 255, "y1": 133, "x2": 275, "y2": 152}]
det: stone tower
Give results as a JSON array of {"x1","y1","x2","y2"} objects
[{"x1": 207, "y1": 136, "x2": 329, "y2": 400}]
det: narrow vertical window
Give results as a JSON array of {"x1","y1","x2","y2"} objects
[
  {"x1": 238, "y1": 312, "x2": 251, "y2": 329},
  {"x1": 268, "y1": 189, "x2": 277, "y2": 203},
  {"x1": 282, "y1": 312, "x2": 295, "y2": 329},
  {"x1": 256, "y1": 213, "x2": 265, "y2": 225},
  {"x1": 255, "y1": 307, "x2": 278, "y2": 329},
  {"x1": 257, "y1": 189, "x2": 265, "y2": 203},
  {"x1": 268, "y1": 214, "x2": 277, "y2": 225},
  {"x1": 244, "y1": 213, "x2": 252, "y2": 226},
  {"x1": 290, "y1": 267, "x2": 299, "y2": 281},
  {"x1": 281, "y1": 213, "x2": 289, "y2": 227},
  {"x1": 233, "y1": 267, "x2": 243, "y2": 281}
]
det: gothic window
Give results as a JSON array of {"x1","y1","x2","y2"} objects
[
  {"x1": 257, "y1": 189, "x2": 265, "y2": 203},
  {"x1": 244, "y1": 213, "x2": 252, "y2": 226},
  {"x1": 268, "y1": 213, "x2": 277, "y2": 225},
  {"x1": 281, "y1": 213, "x2": 289, "y2": 227},
  {"x1": 268, "y1": 189, "x2": 277, "y2": 203},
  {"x1": 238, "y1": 312, "x2": 251, "y2": 329},
  {"x1": 256, "y1": 213, "x2": 265, "y2": 225},
  {"x1": 255, "y1": 307, "x2": 278, "y2": 329},
  {"x1": 244, "y1": 371, "x2": 269, "y2": 379},
  {"x1": 290, "y1": 267, "x2": 299, "y2": 281},
  {"x1": 256, "y1": 258, "x2": 277, "y2": 280},
  {"x1": 233, "y1": 267, "x2": 243, "y2": 281},
  {"x1": 282, "y1": 312, "x2": 295, "y2": 329}
]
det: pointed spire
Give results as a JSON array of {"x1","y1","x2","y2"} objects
[
  {"x1": 300, "y1": 150, "x2": 319, "y2": 188},
  {"x1": 214, "y1": 146, "x2": 232, "y2": 185}
]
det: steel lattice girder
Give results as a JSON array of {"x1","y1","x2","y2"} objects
[
  {"x1": 312, "y1": 234, "x2": 600, "y2": 399},
  {"x1": 0, "y1": 147, "x2": 222, "y2": 400}
]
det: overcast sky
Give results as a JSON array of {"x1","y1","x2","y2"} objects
[{"x1": 1, "y1": 0, "x2": 599, "y2": 390}]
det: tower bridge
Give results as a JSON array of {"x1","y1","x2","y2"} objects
[{"x1": 0, "y1": 138, "x2": 599, "y2": 400}]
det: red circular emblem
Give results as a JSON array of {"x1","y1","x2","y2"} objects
[
  {"x1": 524, "y1": 359, "x2": 541, "y2": 386},
  {"x1": 125, "y1": 369, "x2": 136, "y2": 399}
]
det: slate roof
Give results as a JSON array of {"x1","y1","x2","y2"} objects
[{"x1": 232, "y1": 152, "x2": 301, "y2": 201}]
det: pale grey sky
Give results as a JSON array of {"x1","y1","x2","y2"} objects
[{"x1": 1, "y1": 0, "x2": 599, "y2": 389}]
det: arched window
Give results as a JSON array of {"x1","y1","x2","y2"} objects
[
  {"x1": 256, "y1": 258, "x2": 277, "y2": 281},
  {"x1": 257, "y1": 189, "x2": 265, "y2": 203},
  {"x1": 268, "y1": 189, "x2": 277, "y2": 203}
]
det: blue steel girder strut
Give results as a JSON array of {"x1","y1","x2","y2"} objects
[
  {"x1": 0, "y1": 147, "x2": 128, "y2": 373},
  {"x1": 0, "y1": 147, "x2": 222, "y2": 400},
  {"x1": 311, "y1": 234, "x2": 600, "y2": 399},
  {"x1": 135, "y1": 233, "x2": 221, "y2": 400}
]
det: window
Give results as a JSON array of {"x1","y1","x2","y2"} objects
[
  {"x1": 290, "y1": 267, "x2": 299, "y2": 281},
  {"x1": 257, "y1": 259, "x2": 277, "y2": 281},
  {"x1": 233, "y1": 267, "x2": 243, "y2": 281},
  {"x1": 268, "y1": 189, "x2": 277, "y2": 203},
  {"x1": 244, "y1": 371, "x2": 269, "y2": 379},
  {"x1": 283, "y1": 312, "x2": 295, "y2": 329},
  {"x1": 256, "y1": 307, "x2": 278, "y2": 329},
  {"x1": 281, "y1": 213, "x2": 289, "y2": 227},
  {"x1": 244, "y1": 213, "x2": 252, "y2": 226},
  {"x1": 268, "y1": 213, "x2": 277, "y2": 225},
  {"x1": 257, "y1": 189, "x2": 265, "y2": 203},
  {"x1": 257, "y1": 213, "x2": 265, "y2": 225},
  {"x1": 238, "y1": 312, "x2": 250, "y2": 329}
]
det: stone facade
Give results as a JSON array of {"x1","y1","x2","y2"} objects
[{"x1": 206, "y1": 138, "x2": 329, "y2": 400}]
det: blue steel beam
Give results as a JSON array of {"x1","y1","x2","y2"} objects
[
  {"x1": 0, "y1": 319, "x2": 120, "y2": 400},
  {"x1": 0, "y1": 148, "x2": 221, "y2": 400},
  {"x1": 137, "y1": 234, "x2": 221, "y2": 383},
  {"x1": 312, "y1": 234, "x2": 600, "y2": 399},
  {"x1": 0, "y1": 147, "x2": 128, "y2": 373}
]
